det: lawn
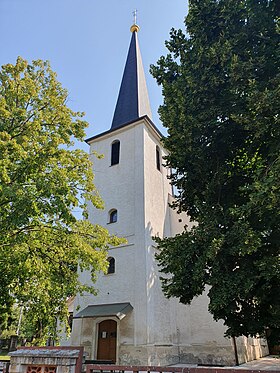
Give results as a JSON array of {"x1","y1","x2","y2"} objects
[{"x1": 0, "y1": 352, "x2": 10, "y2": 361}]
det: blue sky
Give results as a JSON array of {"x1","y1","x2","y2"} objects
[{"x1": 1, "y1": 0, "x2": 188, "y2": 151}]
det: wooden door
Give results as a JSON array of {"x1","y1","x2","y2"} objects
[{"x1": 97, "y1": 320, "x2": 117, "y2": 362}]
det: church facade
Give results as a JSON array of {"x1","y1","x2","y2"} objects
[{"x1": 67, "y1": 23, "x2": 268, "y2": 366}]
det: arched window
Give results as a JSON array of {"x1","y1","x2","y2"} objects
[
  {"x1": 109, "y1": 209, "x2": 118, "y2": 223},
  {"x1": 107, "y1": 257, "x2": 115, "y2": 274},
  {"x1": 156, "y1": 145, "x2": 161, "y2": 171},
  {"x1": 111, "y1": 140, "x2": 120, "y2": 166}
]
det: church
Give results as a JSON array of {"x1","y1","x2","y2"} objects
[{"x1": 66, "y1": 22, "x2": 268, "y2": 366}]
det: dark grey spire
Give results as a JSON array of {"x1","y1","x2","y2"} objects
[{"x1": 111, "y1": 25, "x2": 152, "y2": 130}]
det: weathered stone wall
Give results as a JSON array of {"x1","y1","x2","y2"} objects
[
  {"x1": 118, "y1": 344, "x2": 235, "y2": 366},
  {"x1": 9, "y1": 348, "x2": 83, "y2": 373},
  {"x1": 85, "y1": 364, "x2": 278, "y2": 373},
  {"x1": 235, "y1": 336, "x2": 269, "y2": 364},
  {"x1": 117, "y1": 339, "x2": 268, "y2": 366}
]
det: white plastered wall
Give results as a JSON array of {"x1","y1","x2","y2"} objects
[
  {"x1": 141, "y1": 121, "x2": 233, "y2": 356},
  {"x1": 71, "y1": 119, "x2": 150, "y2": 358}
]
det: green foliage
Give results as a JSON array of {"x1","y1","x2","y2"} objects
[
  {"x1": 151, "y1": 0, "x2": 280, "y2": 343},
  {"x1": 0, "y1": 57, "x2": 124, "y2": 344}
]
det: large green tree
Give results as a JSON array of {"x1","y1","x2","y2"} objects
[
  {"x1": 0, "y1": 57, "x2": 123, "y2": 344},
  {"x1": 151, "y1": 0, "x2": 280, "y2": 343}
]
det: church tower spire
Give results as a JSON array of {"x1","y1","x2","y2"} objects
[{"x1": 111, "y1": 22, "x2": 152, "y2": 130}]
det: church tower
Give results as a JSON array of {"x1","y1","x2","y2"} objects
[{"x1": 69, "y1": 22, "x2": 268, "y2": 366}]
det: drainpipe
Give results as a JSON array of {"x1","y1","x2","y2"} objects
[
  {"x1": 176, "y1": 328, "x2": 180, "y2": 363},
  {"x1": 232, "y1": 336, "x2": 239, "y2": 366}
]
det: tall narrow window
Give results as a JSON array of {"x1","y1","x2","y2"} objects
[
  {"x1": 156, "y1": 146, "x2": 161, "y2": 171},
  {"x1": 68, "y1": 312, "x2": 73, "y2": 332},
  {"x1": 107, "y1": 257, "x2": 115, "y2": 274},
  {"x1": 111, "y1": 140, "x2": 120, "y2": 165},
  {"x1": 109, "y1": 209, "x2": 118, "y2": 223}
]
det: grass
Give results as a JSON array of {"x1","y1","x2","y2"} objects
[{"x1": 0, "y1": 352, "x2": 10, "y2": 361}]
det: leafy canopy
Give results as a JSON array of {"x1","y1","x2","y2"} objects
[
  {"x1": 0, "y1": 57, "x2": 124, "y2": 344},
  {"x1": 151, "y1": 0, "x2": 280, "y2": 343}
]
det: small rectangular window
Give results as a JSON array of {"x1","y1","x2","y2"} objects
[
  {"x1": 156, "y1": 146, "x2": 161, "y2": 171},
  {"x1": 111, "y1": 141, "x2": 120, "y2": 165}
]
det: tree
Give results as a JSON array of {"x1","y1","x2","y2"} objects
[
  {"x1": 151, "y1": 0, "x2": 280, "y2": 344},
  {"x1": 0, "y1": 57, "x2": 124, "y2": 344}
]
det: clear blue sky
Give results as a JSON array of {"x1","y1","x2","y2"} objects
[{"x1": 1, "y1": 0, "x2": 188, "y2": 151}]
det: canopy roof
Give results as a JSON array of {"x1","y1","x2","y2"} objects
[{"x1": 73, "y1": 302, "x2": 133, "y2": 320}]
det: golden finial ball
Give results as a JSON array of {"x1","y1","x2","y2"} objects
[{"x1": 130, "y1": 24, "x2": 140, "y2": 33}]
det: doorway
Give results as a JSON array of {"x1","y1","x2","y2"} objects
[{"x1": 97, "y1": 319, "x2": 117, "y2": 363}]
